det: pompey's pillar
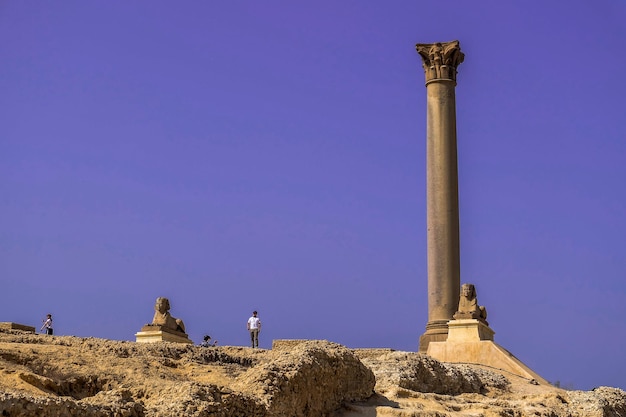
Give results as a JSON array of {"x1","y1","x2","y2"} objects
[{"x1": 416, "y1": 41, "x2": 464, "y2": 353}]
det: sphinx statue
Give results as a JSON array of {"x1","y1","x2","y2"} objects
[
  {"x1": 453, "y1": 283, "x2": 488, "y2": 323},
  {"x1": 150, "y1": 297, "x2": 186, "y2": 333}
]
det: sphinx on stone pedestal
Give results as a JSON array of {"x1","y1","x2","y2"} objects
[
  {"x1": 446, "y1": 283, "x2": 493, "y2": 342},
  {"x1": 453, "y1": 283, "x2": 488, "y2": 324},
  {"x1": 135, "y1": 297, "x2": 193, "y2": 344},
  {"x1": 426, "y1": 283, "x2": 547, "y2": 384},
  {"x1": 150, "y1": 297, "x2": 186, "y2": 333}
]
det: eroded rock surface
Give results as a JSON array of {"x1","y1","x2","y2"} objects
[
  {"x1": 345, "y1": 349, "x2": 626, "y2": 417},
  {"x1": 0, "y1": 329, "x2": 624, "y2": 417},
  {"x1": 0, "y1": 331, "x2": 372, "y2": 417}
]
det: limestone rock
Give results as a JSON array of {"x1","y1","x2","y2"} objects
[
  {"x1": 355, "y1": 350, "x2": 509, "y2": 395},
  {"x1": 1, "y1": 328, "x2": 625, "y2": 417},
  {"x1": 236, "y1": 340, "x2": 375, "y2": 417},
  {"x1": 348, "y1": 348, "x2": 626, "y2": 417},
  {"x1": 0, "y1": 331, "x2": 372, "y2": 417}
]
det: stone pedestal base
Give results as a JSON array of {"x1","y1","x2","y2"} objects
[
  {"x1": 0, "y1": 322, "x2": 36, "y2": 333},
  {"x1": 447, "y1": 319, "x2": 494, "y2": 342},
  {"x1": 135, "y1": 325, "x2": 193, "y2": 344},
  {"x1": 427, "y1": 319, "x2": 548, "y2": 385},
  {"x1": 418, "y1": 320, "x2": 449, "y2": 353}
]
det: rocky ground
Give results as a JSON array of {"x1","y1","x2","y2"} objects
[{"x1": 0, "y1": 328, "x2": 624, "y2": 416}]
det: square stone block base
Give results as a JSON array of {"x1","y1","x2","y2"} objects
[
  {"x1": 0, "y1": 322, "x2": 36, "y2": 333},
  {"x1": 427, "y1": 319, "x2": 548, "y2": 385},
  {"x1": 135, "y1": 326, "x2": 193, "y2": 344},
  {"x1": 447, "y1": 319, "x2": 494, "y2": 342}
]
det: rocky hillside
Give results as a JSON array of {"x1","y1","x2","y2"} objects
[{"x1": 0, "y1": 328, "x2": 624, "y2": 416}]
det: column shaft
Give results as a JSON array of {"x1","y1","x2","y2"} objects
[
  {"x1": 426, "y1": 80, "x2": 460, "y2": 325},
  {"x1": 415, "y1": 41, "x2": 464, "y2": 352}
]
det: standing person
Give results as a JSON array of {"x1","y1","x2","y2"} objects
[
  {"x1": 247, "y1": 311, "x2": 261, "y2": 348},
  {"x1": 40, "y1": 314, "x2": 53, "y2": 335}
]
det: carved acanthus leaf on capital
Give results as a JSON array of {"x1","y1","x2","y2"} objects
[{"x1": 416, "y1": 40, "x2": 464, "y2": 84}]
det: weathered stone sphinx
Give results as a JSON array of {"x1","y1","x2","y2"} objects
[
  {"x1": 150, "y1": 297, "x2": 186, "y2": 333},
  {"x1": 453, "y1": 283, "x2": 488, "y2": 323},
  {"x1": 427, "y1": 283, "x2": 548, "y2": 384},
  {"x1": 135, "y1": 297, "x2": 192, "y2": 344}
]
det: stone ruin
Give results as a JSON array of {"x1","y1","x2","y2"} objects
[{"x1": 135, "y1": 297, "x2": 192, "y2": 344}]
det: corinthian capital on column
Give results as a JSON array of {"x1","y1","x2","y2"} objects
[{"x1": 415, "y1": 40, "x2": 464, "y2": 85}]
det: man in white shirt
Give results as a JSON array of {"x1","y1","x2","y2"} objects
[
  {"x1": 246, "y1": 310, "x2": 261, "y2": 348},
  {"x1": 40, "y1": 314, "x2": 53, "y2": 335}
]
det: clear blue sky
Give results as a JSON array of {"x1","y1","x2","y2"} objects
[{"x1": 1, "y1": 2, "x2": 625, "y2": 391}]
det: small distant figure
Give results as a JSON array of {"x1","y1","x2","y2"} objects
[
  {"x1": 200, "y1": 335, "x2": 218, "y2": 347},
  {"x1": 40, "y1": 314, "x2": 53, "y2": 335},
  {"x1": 247, "y1": 310, "x2": 261, "y2": 348}
]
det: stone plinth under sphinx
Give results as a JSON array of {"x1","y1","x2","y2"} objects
[
  {"x1": 427, "y1": 284, "x2": 548, "y2": 385},
  {"x1": 135, "y1": 297, "x2": 192, "y2": 344},
  {"x1": 427, "y1": 325, "x2": 548, "y2": 385},
  {"x1": 135, "y1": 324, "x2": 193, "y2": 344}
]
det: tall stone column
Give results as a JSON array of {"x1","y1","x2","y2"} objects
[{"x1": 416, "y1": 41, "x2": 464, "y2": 353}]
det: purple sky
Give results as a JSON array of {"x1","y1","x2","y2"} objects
[{"x1": 1, "y1": 2, "x2": 625, "y2": 391}]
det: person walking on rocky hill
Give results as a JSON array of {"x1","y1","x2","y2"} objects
[
  {"x1": 40, "y1": 314, "x2": 53, "y2": 335},
  {"x1": 247, "y1": 310, "x2": 261, "y2": 348}
]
